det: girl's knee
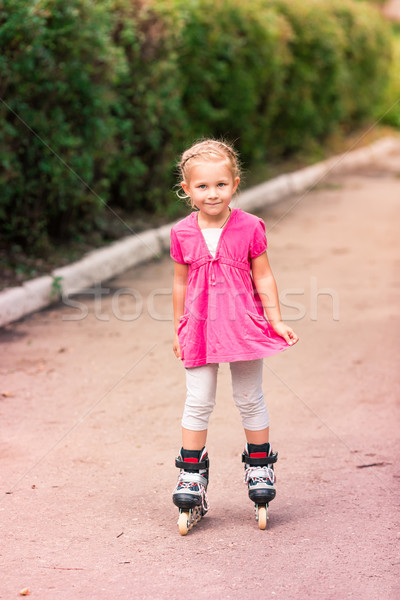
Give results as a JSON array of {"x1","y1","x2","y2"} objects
[
  {"x1": 234, "y1": 392, "x2": 269, "y2": 430},
  {"x1": 182, "y1": 395, "x2": 215, "y2": 430}
]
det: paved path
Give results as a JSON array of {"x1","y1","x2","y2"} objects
[{"x1": 0, "y1": 149, "x2": 399, "y2": 599}]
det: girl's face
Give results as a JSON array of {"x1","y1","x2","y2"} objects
[{"x1": 181, "y1": 159, "x2": 240, "y2": 218}]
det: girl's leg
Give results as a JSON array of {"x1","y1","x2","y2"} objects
[
  {"x1": 181, "y1": 363, "x2": 219, "y2": 450},
  {"x1": 245, "y1": 426, "x2": 269, "y2": 445},
  {"x1": 182, "y1": 428, "x2": 208, "y2": 450},
  {"x1": 173, "y1": 363, "x2": 218, "y2": 516},
  {"x1": 230, "y1": 359, "x2": 277, "y2": 519},
  {"x1": 229, "y1": 359, "x2": 269, "y2": 442}
]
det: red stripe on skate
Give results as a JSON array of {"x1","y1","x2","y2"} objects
[
  {"x1": 183, "y1": 457, "x2": 199, "y2": 463},
  {"x1": 250, "y1": 452, "x2": 267, "y2": 458}
]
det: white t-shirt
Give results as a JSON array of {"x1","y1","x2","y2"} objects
[{"x1": 201, "y1": 228, "x2": 222, "y2": 258}]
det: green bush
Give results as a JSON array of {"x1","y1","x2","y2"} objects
[
  {"x1": 331, "y1": 0, "x2": 392, "y2": 121},
  {"x1": 271, "y1": 0, "x2": 347, "y2": 150},
  {"x1": 268, "y1": 0, "x2": 391, "y2": 150},
  {"x1": 105, "y1": 0, "x2": 187, "y2": 213},
  {"x1": 0, "y1": 0, "x2": 394, "y2": 256},
  {"x1": 170, "y1": 0, "x2": 292, "y2": 165},
  {"x1": 0, "y1": 0, "x2": 122, "y2": 251},
  {"x1": 354, "y1": 0, "x2": 387, "y2": 4},
  {"x1": 380, "y1": 31, "x2": 400, "y2": 128}
]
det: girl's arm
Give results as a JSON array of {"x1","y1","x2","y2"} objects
[
  {"x1": 251, "y1": 252, "x2": 299, "y2": 346},
  {"x1": 172, "y1": 261, "x2": 188, "y2": 359}
]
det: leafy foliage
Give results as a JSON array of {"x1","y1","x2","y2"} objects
[
  {"x1": 106, "y1": 0, "x2": 186, "y2": 212},
  {"x1": 170, "y1": 0, "x2": 292, "y2": 164},
  {"x1": 0, "y1": 0, "x2": 120, "y2": 251},
  {"x1": 0, "y1": 0, "x2": 394, "y2": 254}
]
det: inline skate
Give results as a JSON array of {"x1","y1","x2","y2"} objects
[
  {"x1": 242, "y1": 442, "x2": 278, "y2": 529},
  {"x1": 172, "y1": 447, "x2": 209, "y2": 536}
]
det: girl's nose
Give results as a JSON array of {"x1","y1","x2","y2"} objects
[{"x1": 208, "y1": 187, "x2": 219, "y2": 198}]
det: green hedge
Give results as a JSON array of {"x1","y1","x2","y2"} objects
[
  {"x1": 0, "y1": 0, "x2": 122, "y2": 251},
  {"x1": 170, "y1": 0, "x2": 292, "y2": 164},
  {"x1": 267, "y1": 0, "x2": 349, "y2": 150},
  {"x1": 0, "y1": 0, "x2": 394, "y2": 253},
  {"x1": 330, "y1": 0, "x2": 392, "y2": 120},
  {"x1": 106, "y1": 0, "x2": 187, "y2": 213},
  {"x1": 379, "y1": 32, "x2": 400, "y2": 128}
]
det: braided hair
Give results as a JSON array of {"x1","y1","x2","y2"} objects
[{"x1": 178, "y1": 139, "x2": 241, "y2": 199}]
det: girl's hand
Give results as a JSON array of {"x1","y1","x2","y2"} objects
[
  {"x1": 173, "y1": 333, "x2": 182, "y2": 360},
  {"x1": 273, "y1": 321, "x2": 299, "y2": 346}
]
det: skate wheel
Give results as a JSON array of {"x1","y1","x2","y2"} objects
[
  {"x1": 257, "y1": 505, "x2": 267, "y2": 530},
  {"x1": 178, "y1": 511, "x2": 189, "y2": 536}
]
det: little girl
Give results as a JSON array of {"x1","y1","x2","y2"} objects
[{"x1": 170, "y1": 139, "x2": 298, "y2": 533}]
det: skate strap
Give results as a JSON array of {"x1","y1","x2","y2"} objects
[
  {"x1": 242, "y1": 451, "x2": 278, "y2": 466},
  {"x1": 175, "y1": 457, "x2": 209, "y2": 471},
  {"x1": 178, "y1": 472, "x2": 208, "y2": 486}
]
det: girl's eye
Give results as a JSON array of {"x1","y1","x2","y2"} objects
[
  {"x1": 217, "y1": 183, "x2": 227, "y2": 188},
  {"x1": 198, "y1": 184, "x2": 207, "y2": 190}
]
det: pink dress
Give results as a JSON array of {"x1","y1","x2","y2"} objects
[{"x1": 170, "y1": 208, "x2": 289, "y2": 368}]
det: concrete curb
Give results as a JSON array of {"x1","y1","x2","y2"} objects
[
  {"x1": 1, "y1": 135, "x2": 399, "y2": 328},
  {"x1": 52, "y1": 229, "x2": 162, "y2": 296}
]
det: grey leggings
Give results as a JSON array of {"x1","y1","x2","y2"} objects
[{"x1": 182, "y1": 359, "x2": 269, "y2": 432}]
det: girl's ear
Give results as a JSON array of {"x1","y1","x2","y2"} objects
[
  {"x1": 181, "y1": 180, "x2": 190, "y2": 197},
  {"x1": 232, "y1": 176, "x2": 240, "y2": 194}
]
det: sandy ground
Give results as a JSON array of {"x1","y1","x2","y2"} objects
[{"x1": 1, "y1": 147, "x2": 400, "y2": 599}]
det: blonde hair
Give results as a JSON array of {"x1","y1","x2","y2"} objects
[{"x1": 177, "y1": 139, "x2": 241, "y2": 200}]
